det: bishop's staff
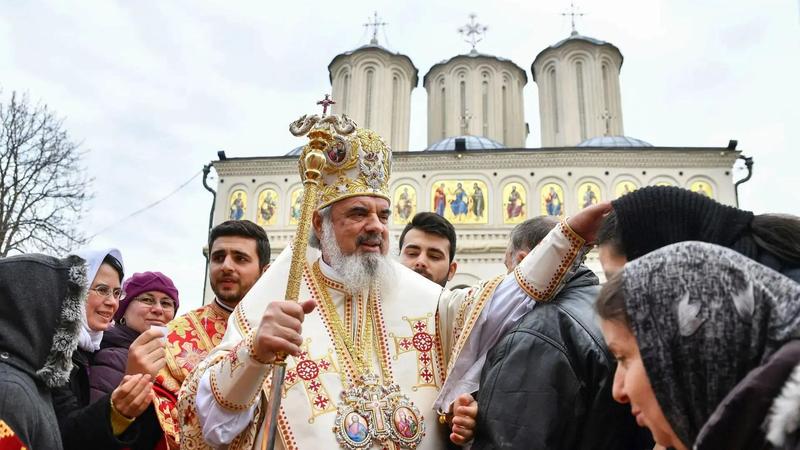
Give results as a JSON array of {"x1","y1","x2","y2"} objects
[{"x1": 262, "y1": 95, "x2": 356, "y2": 450}]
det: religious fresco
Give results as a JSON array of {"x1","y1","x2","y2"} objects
[
  {"x1": 228, "y1": 189, "x2": 247, "y2": 221},
  {"x1": 577, "y1": 182, "x2": 602, "y2": 209},
  {"x1": 614, "y1": 180, "x2": 638, "y2": 199},
  {"x1": 431, "y1": 180, "x2": 489, "y2": 224},
  {"x1": 289, "y1": 188, "x2": 304, "y2": 225},
  {"x1": 690, "y1": 180, "x2": 714, "y2": 198},
  {"x1": 393, "y1": 184, "x2": 417, "y2": 225},
  {"x1": 256, "y1": 188, "x2": 278, "y2": 226},
  {"x1": 540, "y1": 183, "x2": 564, "y2": 217},
  {"x1": 502, "y1": 182, "x2": 527, "y2": 224}
]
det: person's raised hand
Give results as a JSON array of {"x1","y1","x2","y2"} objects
[
  {"x1": 253, "y1": 299, "x2": 316, "y2": 364},
  {"x1": 125, "y1": 328, "x2": 166, "y2": 377},
  {"x1": 111, "y1": 374, "x2": 154, "y2": 419},
  {"x1": 450, "y1": 393, "x2": 478, "y2": 446},
  {"x1": 567, "y1": 201, "x2": 613, "y2": 244}
]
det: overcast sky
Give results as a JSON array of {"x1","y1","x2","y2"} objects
[{"x1": 1, "y1": 0, "x2": 798, "y2": 311}]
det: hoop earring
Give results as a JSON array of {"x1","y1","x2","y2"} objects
[{"x1": 119, "y1": 317, "x2": 126, "y2": 325}]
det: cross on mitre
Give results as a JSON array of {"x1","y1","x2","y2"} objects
[{"x1": 317, "y1": 94, "x2": 336, "y2": 116}]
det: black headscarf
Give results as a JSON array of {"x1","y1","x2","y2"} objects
[
  {"x1": 622, "y1": 241, "x2": 800, "y2": 446},
  {"x1": 611, "y1": 186, "x2": 755, "y2": 261}
]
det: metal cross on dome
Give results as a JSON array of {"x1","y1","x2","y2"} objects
[
  {"x1": 363, "y1": 11, "x2": 388, "y2": 45},
  {"x1": 316, "y1": 94, "x2": 335, "y2": 116},
  {"x1": 561, "y1": 1, "x2": 585, "y2": 36},
  {"x1": 458, "y1": 13, "x2": 488, "y2": 51}
]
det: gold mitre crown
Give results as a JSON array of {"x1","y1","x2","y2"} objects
[{"x1": 289, "y1": 102, "x2": 392, "y2": 210}]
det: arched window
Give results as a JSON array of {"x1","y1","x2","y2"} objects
[
  {"x1": 601, "y1": 64, "x2": 611, "y2": 113},
  {"x1": 341, "y1": 73, "x2": 350, "y2": 114},
  {"x1": 576, "y1": 61, "x2": 587, "y2": 140},
  {"x1": 459, "y1": 79, "x2": 467, "y2": 135},
  {"x1": 549, "y1": 67, "x2": 559, "y2": 134},
  {"x1": 440, "y1": 83, "x2": 447, "y2": 139},
  {"x1": 502, "y1": 85, "x2": 508, "y2": 144},
  {"x1": 365, "y1": 69, "x2": 374, "y2": 128},
  {"x1": 391, "y1": 75, "x2": 400, "y2": 147},
  {"x1": 481, "y1": 80, "x2": 489, "y2": 137}
]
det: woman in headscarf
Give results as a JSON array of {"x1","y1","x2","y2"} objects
[
  {"x1": 0, "y1": 253, "x2": 87, "y2": 450},
  {"x1": 51, "y1": 249, "x2": 164, "y2": 449},
  {"x1": 596, "y1": 241, "x2": 800, "y2": 449}
]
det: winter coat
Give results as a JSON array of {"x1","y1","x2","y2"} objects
[
  {"x1": 0, "y1": 253, "x2": 86, "y2": 450},
  {"x1": 693, "y1": 340, "x2": 800, "y2": 450},
  {"x1": 52, "y1": 348, "x2": 163, "y2": 450},
  {"x1": 90, "y1": 323, "x2": 140, "y2": 402},
  {"x1": 473, "y1": 267, "x2": 648, "y2": 450}
]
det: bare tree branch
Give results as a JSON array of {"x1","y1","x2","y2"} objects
[{"x1": 0, "y1": 90, "x2": 91, "y2": 257}]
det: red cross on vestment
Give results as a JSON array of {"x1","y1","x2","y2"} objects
[
  {"x1": 283, "y1": 339, "x2": 339, "y2": 422},
  {"x1": 391, "y1": 315, "x2": 439, "y2": 389}
]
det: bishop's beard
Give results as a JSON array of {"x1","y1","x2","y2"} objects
[{"x1": 320, "y1": 218, "x2": 395, "y2": 295}]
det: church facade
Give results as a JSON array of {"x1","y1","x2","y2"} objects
[{"x1": 207, "y1": 21, "x2": 740, "y2": 299}]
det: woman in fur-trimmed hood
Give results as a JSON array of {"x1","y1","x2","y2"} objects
[
  {"x1": 0, "y1": 253, "x2": 87, "y2": 450},
  {"x1": 596, "y1": 241, "x2": 800, "y2": 450}
]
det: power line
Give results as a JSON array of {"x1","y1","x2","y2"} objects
[{"x1": 87, "y1": 169, "x2": 202, "y2": 241}]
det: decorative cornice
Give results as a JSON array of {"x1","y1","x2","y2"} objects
[{"x1": 214, "y1": 148, "x2": 739, "y2": 177}]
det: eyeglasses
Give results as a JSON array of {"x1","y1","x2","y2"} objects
[
  {"x1": 90, "y1": 285, "x2": 124, "y2": 300},
  {"x1": 134, "y1": 296, "x2": 176, "y2": 311}
]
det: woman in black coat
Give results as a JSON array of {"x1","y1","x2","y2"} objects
[{"x1": 51, "y1": 248, "x2": 164, "y2": 450}]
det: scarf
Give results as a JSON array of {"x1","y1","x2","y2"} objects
[
  {"x1": 74, "y1": 248, "x2": 124, "y2": 350},
  {"x1": 622, "y1": 241, "x2": 800, "y2": 446},
  {"x1": 78, "y1": 321, "x2": 103, "y2": 352}
]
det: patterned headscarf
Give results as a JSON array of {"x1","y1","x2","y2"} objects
[{"x1": 622, "y1": 241, "x2": 800, "y2": 446}]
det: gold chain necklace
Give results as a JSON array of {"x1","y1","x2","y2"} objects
[{"x1": 312, "y1": 262, "x2": 375, "y2": 379}]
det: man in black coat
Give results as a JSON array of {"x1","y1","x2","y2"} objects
[
  {"x1": 472, "y1": 216, "x2": 646, "y2": 450},
  {"x1": 0, "y1": 254, "x2": 87, "y2": 450}
]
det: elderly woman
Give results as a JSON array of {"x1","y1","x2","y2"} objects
[
  {"x1": 597, "y1": 241, "x2": 800, "y2": 450},
  {"x1": 51, "y1": 249, "x2": 166, "y2": 450},
  {"x1": 91, "y1": 271, "x2": 179, "y2": 401}
]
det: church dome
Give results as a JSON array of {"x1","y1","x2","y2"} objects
[
  {"x1": 532, "y1": 32, "x2": 624, "y2": 78},
  {"x1": 577, "y1": 135, "x2": 653, "y2": 148},
  {"x1": 425, "y1": 135, "x2": 507, "y2": 151},
  {"x1": 285, "y1": 145, "x2": 304, "y2": 156}
]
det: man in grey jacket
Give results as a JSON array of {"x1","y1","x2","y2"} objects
[{"x1": 473, "y1": 216, "x2": 645, "y2": 450}]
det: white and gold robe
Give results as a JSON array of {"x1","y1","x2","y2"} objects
[{"x1": 177, "y1": 221, "x2": 585, "y2": 450}]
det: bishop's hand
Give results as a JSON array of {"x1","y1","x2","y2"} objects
[
  {"x1": 254, "y1": 299, "x2": 317, "y2": 363},
  {"x1": 566, "y1": 201, "x2": 612, "y2": 244}
]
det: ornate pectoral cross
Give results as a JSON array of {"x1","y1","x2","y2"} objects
[{"x1": 333, "y1": 374, "x2": 424, "y2": 449}]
